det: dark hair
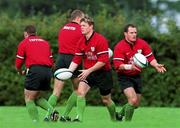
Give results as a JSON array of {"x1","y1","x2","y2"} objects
[
  {"x1": 70, "y1": 9, "x2": 84, "y2": 21},
  {"x1": 24, "y1": 25, "x2": 36, "y2": 35},
  {"x1": 124, "y1": 24, "x2": 137, "y2": 32},
  {"x1": 80, "y1": 15, "x2": 94, "y2": 26}
]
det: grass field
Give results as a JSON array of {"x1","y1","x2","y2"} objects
[{"x1": 0, "y1": 106, "x2": 179, "y2": 128}]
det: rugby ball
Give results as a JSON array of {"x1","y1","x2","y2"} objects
[
  {"x1": 108, "y1": 48, "x2": 113, "y2": 58},
  {"x1": 54, "y1": 68, "x2": 73, "y2": 80},
  {"x1": 133, "y1": 53, "x2": 148, "y2": 68}
]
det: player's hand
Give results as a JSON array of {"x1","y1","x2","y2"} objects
[
  {"x1": 132, "y1": 64, "x2": 141, "y2": 72},
  {"x1": 78, "y1": 69, "x2": 91, "y2": 81},
  {"x1": 154, "y1": 63, "x2": 166, "y2": 73},
  {"x1": 18, "y1": 70, "x2": 26, "y2": 75}
]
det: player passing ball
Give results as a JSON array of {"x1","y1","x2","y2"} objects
[
  {"x1": 113, "y1": 24, "x2": 166, "y2": 121},
  {"x1": 69, "y1": 15, "x2": 116, "y2": 122}
]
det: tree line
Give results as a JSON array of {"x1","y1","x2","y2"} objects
[{"x1": 0, "y1": 3, "x2": 179, "y2": 106}]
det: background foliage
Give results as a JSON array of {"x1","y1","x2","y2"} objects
[{"x1": 0, "y1": 0, "x2": 179, "y2": 106}]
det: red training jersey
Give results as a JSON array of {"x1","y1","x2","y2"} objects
[
  {"x1": 113, "y1": 38, "x2": 155, "y2": 76},
  {"x1": 73, "y1": 32, "x2": 111, "y2": 71},
  {"x1": 58, "y1": 22, "x2": 84, "y2": 55},
  {"x1": 15, "y1": 36, "x2": 53, "y2": 69}
]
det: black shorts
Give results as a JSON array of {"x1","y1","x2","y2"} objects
[
  {"x1": 25, "y1": 65, "x2": 52, "y2": 91},
  {"x1": 55, "y1": 53, "x2": 82, "y2": 78},
  {"x1": 82, "y1": 70, "x2": 113, "y2": 96},
  {"x1": 117, "y1": 74, "x2": 142, "y2": 94}
]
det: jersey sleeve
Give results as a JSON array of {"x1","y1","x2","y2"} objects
[
  {"x1": 96, "y1": 37, "x2": 109, "y2": 63},
  {"x1": 142, "y1": 41, "x2": 155, "y2": 62},
  {"x1": 113, "y1": 43, "x2": 125, "y2": 70},
  {"x1": 48, "y1": 43, "x2": 54, "y2": 65},
  {"x1": 72, "y1": 37, "x2": 84, "y2": 64},
  {"x1": 15, "y1": 41, "x2": 25, "y2": 69}
]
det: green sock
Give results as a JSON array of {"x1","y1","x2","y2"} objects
[
  {"x1": 26, "y1": 100, "x2": 39, "y2": 122},
  {"x1": 48, "y1": 94, "x2": 58, "y2": 107},
  {"x1": 107, "y1": 101, "x2": 116, "y2": 121},
  {"x1": 35, "y1": 98, "x2": 54, "y2": 116},
  {"x1": 77, "y1": 96, "x2": 86, "y2": 121},
  {"x1": 125, "y1": 103, "x2": 135, "y2": 121},
  {"x1": 63, "y1": 92, "x2": 77, "y2": 116},
  {"x1": 119, "y1": 103, "x2": 128, "y2": 116}
]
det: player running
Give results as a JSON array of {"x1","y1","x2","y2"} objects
[
  {"x1": 47, "y1": 9, "x2": 85, "y2": 122},
  {"x1": 69, "y1": 15, "x2": 116, "y2": 122},
  {"x1": 15, "y1": 25, "x2": 58, "y2": 122},
  {"x1": 113, "y1": 24, "x2": 166, "y2": 121}
]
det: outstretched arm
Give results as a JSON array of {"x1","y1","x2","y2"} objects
[{"x1": 150, "y1": 59, "x2": 166, "y2": 73}]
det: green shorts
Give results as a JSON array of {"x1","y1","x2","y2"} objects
[{"x1": 55, "y1": 53, "x2": 82, "y2": 78}]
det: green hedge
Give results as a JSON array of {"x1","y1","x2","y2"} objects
[{"x1": 0, "y1": 11, "x2": 179, "y2": 107}]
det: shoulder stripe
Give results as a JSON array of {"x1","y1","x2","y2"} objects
[
  {"x1": 145, "y1": 52, "x2": 153, "y2": 57},
  {"x1": 113, "y1": 58, "x2": 124, "y2": 61},
  {"x1": 75, "y1": 53, "x2": 84, "y2": 56},
  {"x1": 97, "y1": 51, "x2": 108, "y2": 55},
  {"x1": 16, "y1": 55, "x2": 24, "y2": 59}
]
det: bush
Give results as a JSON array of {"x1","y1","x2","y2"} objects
[{"x1": 0, "y1": 10, "x2": 179, "y2": 107}]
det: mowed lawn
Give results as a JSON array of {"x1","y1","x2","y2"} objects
[{"x1": 0, "y1": 106, "x2": 179, "y2": 128}]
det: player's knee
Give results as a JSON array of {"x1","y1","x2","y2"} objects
[
  {"x1": 25, "y1": 93, "x2": 36, "y2": 101},
  {"x1": 53, "y1": 89, "x2": 61, "y2": 97},
  {"x1": 102, "y1": 97, "x2": 111, "y2": 105},
  {"x1": 129, "y1": 97, "x2": 139, "y2": 106},
  {"x1": 54, "y1": 79, "x2": 64, "y2": 89},
  {"x1": 77, "y1": 91, "x2": 86, "y2": 97},
  {"x1": 53, "y1": 83, "x2": 64, "y2": 96}
]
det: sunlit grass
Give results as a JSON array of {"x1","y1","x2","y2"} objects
[{"x1": 0, "y1": 106, "x2": 179, "y2": 128}]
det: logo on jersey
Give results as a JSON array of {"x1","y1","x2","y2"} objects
[
  {"x1": 29, "y1": 39, "x2": 44, "y2": 42},
  {"x1": 86, "y1": 51, "x2": 97, "y2": 60},
  {"x1": 126, "y1": 52, "x2": 130, "y2": 56},
  {"x1": 91, "y1": 47, "x2": 95, "y2": 52},
  {"x1": 137, "y1": 49, "x2": 142, "y2": 53},
  {"x1": 85, "y1": 47, "x2": 97, "y2": 60},
  {"x1": 63, "y1": 26, "x2": 76, "y2": 30}
]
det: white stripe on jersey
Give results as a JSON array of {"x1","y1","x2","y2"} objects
[
  {"x1": 145, "y1": 52, "x2": 153, "y2": 57},
  {"x1": 75, "y1": 53, "x2": 84, "y2": 56},
  {"x1": 97, "y1": 51, "x2": 108, "y2": 55},
  {"x1": 113, "y1": 58, "x2": 124, "y2": 61},
  {"x1": 16, "y1": 55, "x2": 24, "y2": 59}
]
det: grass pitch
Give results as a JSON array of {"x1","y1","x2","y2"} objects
[{"x1": 0, "y1": 106, "x2": 179, "y2": 128}]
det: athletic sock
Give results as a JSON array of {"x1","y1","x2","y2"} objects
[
  {"x1": 35, "y1": 98, "x2": 54, "y2": 117},
  {"x1": 26, "y1": 100, "x2": 39, "y2": 121},
  {"x1": 125, "y1": 103, "x2": 135, "y2": 121},
  {"x1": 106, "y1": 101, "x2": 116, "y2": 121},
  {"x1": 119, "y1": 103, "x2": 128, "y2": 116},
  {"x1": 76, "y1": 96, "x2": 86, "y2": 122},
  {"x1": 44, "y1": 95, "x2": 58, "y2": 118},
  {"x1": 48, "y1": 94, "x2": 58, "y2": 107},
  {"x1": 63, "y1": 92, "x2": 77, "y2": 116}
]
